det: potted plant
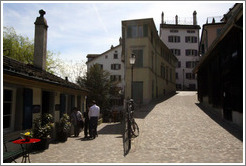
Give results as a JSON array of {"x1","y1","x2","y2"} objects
[
  {"x1": 56, "y1": 114, "x2": 71, "y2": 142},
  {"x1": 32, "y1": 113, "x2": 54, "y2": 150},
  {"x1": 20, "y1": 131, "x2": 33, "y2": 142}
]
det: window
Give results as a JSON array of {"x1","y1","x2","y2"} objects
[
  {"x1": 171, "y1": 49, "x2": 181, "y2": 56},
  {"x1": 110, "y1": 75, "x2": 121, "y2": 82},
  {"x1": 176, "y1": 84, "x2": 182, "y2": 90},
  {"x1": 168, "y1": 36, "x2": 180, "y2": 43},
  {"x1": 111, "y1": 64, "x2": 121, "y2": 70},
  {"x1": 185, "y1": 49, "x2": 198, "y2": 56},
  {"x1": 185, "y1": 36, "x2": 197, "y2": 43},
  {"x1": 105, "y1": 55, "x2": 108, "y2": 59},
  {"x1": 176, "y1": 73, "x2": 179, "y2": 79},
  {"x1": 177, "y1": 61, "x2": 181, "y2": 68},
  {"x1": 114, "y1": 51, "x2": 118, "y2": 59},
  {"x1": 217, "y1": 28, "x2": 222, "y2": 36},
  {"x1": 96, "y1": 64, "x2": 103, "y2": 69},
  {"x1": 127, "y1": 24, "x2": 148, "y2": 38},
  {"x1": 187, "y1": 30, "x2": 195, "y2": 33},
  {"x1": 186, "y1": 73, "x2": 196, "y2": 80},
  {"x1": 3, "y1": 89, "x2": 14, "y2": 130},
  {"x1": 186, "y1": 61, "x2": 198, "y2": 68},
  {"x1": 160, "y1": 64, "x2": 165, "y2": 79},
  {"x1": 189, "y1": 84, "x2": 196, "y2": 90},
  {"x1": 170, "y1": 29, "x2": 179, "y2": 33},
  {"x1": 132, "y1": 49, "x2": 143, "y2": 67}
]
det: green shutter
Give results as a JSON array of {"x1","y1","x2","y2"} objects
[
  {"x1": 143, "y1": 24, "x2": 148, "y2": 37},
  {"x1": 127, "y1": 26, "x2": 132, "y2": 38}
]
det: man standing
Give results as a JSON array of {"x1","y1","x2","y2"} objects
[
  {"x1": 71, "y1": 107, "x2": 83, "y2": 137},
  {"x1": 88, "y1": 100, "x2": 100, "y2": 139},
  {"x1": 83, "y1": 106, "x2": 90, "y2": 139}
]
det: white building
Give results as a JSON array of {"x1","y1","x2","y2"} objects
[
  {"x1": 159, "y1": 11, "x2": 201, "y2": 90},
  {"x1": 86, "y1": 40, "x2": 124, "y2": 92}
]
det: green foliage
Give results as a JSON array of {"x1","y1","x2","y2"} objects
[
  {"x1": 3, "y1": 26, "x2": 34, "y2": 64},
  {"x1": 32, "y1": 113, "x2": 54, "y2": 139},
  {"x1": 77, "y1": 64, "x2": 119, "y2": 112},
  {"x1": 3, "y1": 26, "x2": 60, "y2": 73},
  {"x1": 58, "y1": 114, "x2": 71, "y2": 133}
]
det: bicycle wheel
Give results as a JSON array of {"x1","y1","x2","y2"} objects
[{"x1": 130, "y1": 120, "x2": 139, "y2": 137}]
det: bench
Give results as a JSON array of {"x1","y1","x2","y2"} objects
[{"x1": 3, "y1": 134, "x2": 25, "y2": 163}]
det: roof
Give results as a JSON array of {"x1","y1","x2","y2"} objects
[
  {"x1": 160, "y1": 23, "x2": 201, "y2": 30},
  {"x1": 86, "y1": 44, "x2": 121, "y2": 64},
  {"x1": 3, "y1": 56, "x2": 88, "y2": 92},
  {"x1": 193, "y1": 3, "x2": 243, "y2": 73}
]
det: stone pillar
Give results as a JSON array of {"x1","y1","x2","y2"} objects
[{"x1": 34, "y1": 9, "x2": 48, "y2": 70}]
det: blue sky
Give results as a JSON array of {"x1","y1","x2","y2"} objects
[{"x1": 2, "y1": 1, "x2": 236, "y2": 62}]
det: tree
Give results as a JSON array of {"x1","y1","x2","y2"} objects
[
  {"x1": 3, "y1": 26, "x2": 60, "y2": 73},
  {"x1": 77, "y1": 64, "x2": 119, "y2": 114},
  {"x1": 54, "y1": 59, "x2": 87, "y2": 83}
]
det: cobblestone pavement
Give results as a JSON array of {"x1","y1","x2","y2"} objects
[{"x1": 15, "y1": 91, "x2": 243, "y2": 164}]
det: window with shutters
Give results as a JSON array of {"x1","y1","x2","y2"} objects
[
  {"x1": 127, "y1": 24, "x2": 148, "y2": 38},
  {"x1": 170, "y1": 49, "x2": 181, "y2": 56},
  {"x1": 111, "y1": 64, "x2": 121, "y2": 70},
  {"x1": 132, "y1": 49, "x2": 143, "y2": 67},
  {"x1": 168, "y1": 36, "x2": 180, "y2": 43},
  {"x1": 185, "y1": 36, "x2": 197, "y2": 43},
  {"x1": 185, "y1": 49, "x2": 198, "y2": 56}
]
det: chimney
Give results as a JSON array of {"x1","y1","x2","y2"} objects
[
  {"x1": 34, "y1": 9, "x2": 48, "y2": 70},
  {"x1": 119, "y1": 37, "x2": 122, "y2": 45},
  {"x1": 161, "y1": 12, "x2": 164, "y2": 24},
  {"x1": 193, "y1": 10, "x2": 197, "y2": 25},
  {"x1": 175, "y1": 15, "x2": 178, "y2": 25}
]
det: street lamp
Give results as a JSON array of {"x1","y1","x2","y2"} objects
[{"x1": 129, "y1": 53, "x2": 136, "y2": 99}]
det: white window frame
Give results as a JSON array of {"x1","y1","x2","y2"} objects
[{"x1": 3, "y1": 87, "x2": 16, "y2": 132}]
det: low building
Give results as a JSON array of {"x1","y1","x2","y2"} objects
[
  {"x1": 3, "y1": 10, "x2": 88, "y2": 142},
  {"x1": 193, "y1": 3, "x2": 243, "y2": 128},
  {"x1": 122, "y1": 18, "x2": 177, "y2": 104}
]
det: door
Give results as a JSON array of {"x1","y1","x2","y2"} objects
[{"x1": 132, "y1": 81, "x2": 143, "y2": 104}]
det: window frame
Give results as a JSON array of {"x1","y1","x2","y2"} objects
[{"x1": 3, "y1": 87, "x2": 16, "y2": 132}]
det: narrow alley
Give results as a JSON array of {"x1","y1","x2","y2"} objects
[{"x1": 15, "y1": 91, "x2": 243, "y2": 163}]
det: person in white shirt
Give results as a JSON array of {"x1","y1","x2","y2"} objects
[{"x1": 88, "y1": 100, "x2": 100, "y2": 139}]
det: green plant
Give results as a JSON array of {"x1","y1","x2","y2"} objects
[
  {"x1": 32, "y1": 113, "x2": 54, "y2": 139},
  {"x1": 59, "y1": 114, "x2": 71, "y2": 133}
]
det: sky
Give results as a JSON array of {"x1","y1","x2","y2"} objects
[{"x1": 2, "y1": 1, "x2": 237, "y2": 63}]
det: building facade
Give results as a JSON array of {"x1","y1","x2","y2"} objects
[
  {"x1": 122, "y1": 18, "x2": 177, "y2": 105},
  {"x1": 159, "y1": 11, "x2": 201, "y2": 90},
  {"x1": 200, "y1": 18, "x2": 226, "y2": 55},
  {"x1": 194, "y1": 3, "x2": 243, "y2": 128},
  {"x1": 86, "y1": 42, "x2": 124, "y2": 91}
]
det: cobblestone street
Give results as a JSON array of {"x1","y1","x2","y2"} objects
[{"x1": 15, "y1": 91, "x2": 243, "y2": 164}]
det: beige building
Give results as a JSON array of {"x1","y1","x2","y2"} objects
[
  {"x1": 122, "y1": 18, "x2": 177, "y2": 105},
  {"x1": 200, "y1": 18, "x2": 225, "y2": 55}
]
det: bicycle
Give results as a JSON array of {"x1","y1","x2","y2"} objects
[{"x1": 128, "y1": 99, "x2": 139, "y2": 138}]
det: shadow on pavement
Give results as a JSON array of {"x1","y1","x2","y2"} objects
[
  {"x1": 196, "y1": 103, "x2": 243, "y2": 141},
  {"x1": 134, "y1": 92, "x2": 177, "y2": 119},
  {"x1": 98, "y1": 122, "x2": 123, "y2": 135}
]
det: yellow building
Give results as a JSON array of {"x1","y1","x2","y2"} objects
[{"x1": 122, "y1": 18, "x2": 177, "y2": 105}]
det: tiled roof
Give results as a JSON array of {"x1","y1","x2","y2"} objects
[{"x1": 3, "y1": 56, "x2": 88, "y2": 92}]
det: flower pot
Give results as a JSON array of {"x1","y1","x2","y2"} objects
[
  {"x1": 32, "y1": 138, "x2": 50, "y2": 151},
  {"x1": 25, "y1": 136, "x2": 30, "y2": 142}
]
